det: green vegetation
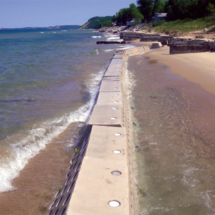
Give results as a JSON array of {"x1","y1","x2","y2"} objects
[
  {"x1": 81, "y1": 0, "x2": 215, "y2": 34},
  {"x1": 83, "y1": 16, "x2": 113, "y2": 29},
  {"x1": 152, "y1": 19, "x2": 165, "y2": 27},
  {"x1": 137, "y1": 0, "x2": 165, "y2": 21},
  {"x1": 165, "y1": 0, "x2": 215, "y2": 20},
  {"x1": 137, "y1": 0, "x2": 215, "y2": 22},
  {"x1": 150, "y1": 16, "x2": 215, "y2": 34},
  {"x1": 75, "y1": 147, "x2": 79, "y2": 153},
  {"x1": 136, "y1": 0, "x2": 215, "y2": 34},
  {"x1": 113, "y1": 3, "x2": 144, "y2": 25}
]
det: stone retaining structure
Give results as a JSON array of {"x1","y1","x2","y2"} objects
[
  {"x1": 119, "y1": 32, "x2": 215, "y2": 54},
  {"x1": 120, "y1": 32, "x2": 173, "y2": 46},
  {"x1": 169, "y1": 38, "x2": 215, "y2": 54},
  {"x1": 151, "y1": 42, "x2": 162, "y2": 49},
  {"x1": 120, "y1": 32, "x2": 144, "y2": 41},
  {"x1": 140, "y1": 34, "x2": 160, "y2": 42},
  {"x1": 47, "y1": 46, "x2": 149, "y2": 215}
]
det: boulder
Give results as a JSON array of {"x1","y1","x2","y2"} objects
[{"x1": 151, "y1": 42, "x2": 162, "y2": 49}]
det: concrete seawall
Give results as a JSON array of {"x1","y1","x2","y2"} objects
[
  {"x1": 170, "y1": 45, "x2": 211, "y2": 54},
  {"x1": 120, "y1": 32, "x2": 215, "y2": 54},
  {"x1": 48, "y1": 46, "x2": 150, "y2": 215},
  {"x1": 169, "y1": 38, "x2": 215, "y2": 54},
  {"x1": 120, "y1": 32, "x2": 143, "y2": 41},
  {"x1": 120, "y1": 32, "x2": 172, "y2": 46}
]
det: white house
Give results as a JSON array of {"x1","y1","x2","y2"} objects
[{"x1": 154, "y1": 13, "x2": 167, "y2": 22}]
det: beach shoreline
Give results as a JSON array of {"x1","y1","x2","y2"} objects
[
  {"x1": 126, "y1": 44, "x2": 215, "y2": 214},
  {"x1": 0, "y1": 124, "x2": 77, "y2": 215},
  {"x1": 1, "y1": 29, "x2": 215, "y2": 214},
  {"x1": 143, "y1": 45, "x2": 215, "y2": 97},
  {"x1": 127, "y1": 38, "x2": 215, "y2": 97}
]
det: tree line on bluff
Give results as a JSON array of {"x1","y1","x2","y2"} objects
[
  {"x1": 97, "y1": 0, "x2": 215, "y2": 28},
  {"x1": 85, "y1": 0, "x2": 215, "y2": 29}
]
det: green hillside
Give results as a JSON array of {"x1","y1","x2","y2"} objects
[{"x1": 81, "y1": 16, "x2": 113, "y2": 29}]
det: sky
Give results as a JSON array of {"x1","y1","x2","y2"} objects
[{"x1": 1, "y1": 0, "x2": 136, "y2": 28}]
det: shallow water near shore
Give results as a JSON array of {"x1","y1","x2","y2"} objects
[{"x1": 128, "y1": 55, "x2": 215, "y2": 215}]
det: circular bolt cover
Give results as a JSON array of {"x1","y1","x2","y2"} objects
[
  {"x1": 114, "y1": 101, "x2": 119, "y2": 103},
  {"x1": 113, "y1": 150, "x2": 121, "y2": 154},
  {"x1": 109, "y1": 200, "x2": 121, "y2": 207},
  {"x1": 112, "y1": 107, "x2": 117, "y2": 110},
  {"x1": 111, "y1": 171, "x2": 122, "y2": 176},
  {"x1": 110, "y1": 117, "x2": 116, "y2": 120},
  {"x1": 114, "y1": 133, "x2": 121, "y2": 136}
]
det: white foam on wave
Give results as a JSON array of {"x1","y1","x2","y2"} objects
[
  {"x1": 104, "y1": 33, "x2": 121, "y2": 41},
  {"x1": 104, "y1": 44, "x2": 136, "y2": 53},
  {"x1": 182, "y1": 167, "x2": 199, "y2": 187},
  {"x1": 116, "y1": 44, "x2": 136, "y2": 51},
  {"x1": 104, "y1": 49, "x2": 115, "y2": 52},
  {"x1": 0, "y1": 68, "x2": 105, "y2": 193},
  {"x1": 106, "y1": 36, "x2": 121, "y2": 41},
  {"x1": 92, "y1": 36, "x2": 101, "y2": 38},
  {"x1": 106, "y1": 35, "x2": 123, "y2": 42},
  {"x1": 104, "y1": 33, "x2": 116, "y2": 38},
  {"x1": 203, "y1": 190, "x2": 215, "y2": 212}
]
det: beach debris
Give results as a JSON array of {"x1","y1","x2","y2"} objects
[{"x1": 74, "y1": 147, "x2": 79, "y2": 153}]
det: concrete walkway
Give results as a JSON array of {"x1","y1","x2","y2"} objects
[
  {"x1": 67, "y1": 53, "x2": 129, "y2": 214},
  {"x1": 67, "y1": 126, "x2": 129, "y2": 215}
]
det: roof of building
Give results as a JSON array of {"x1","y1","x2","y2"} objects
[{"x1": 155, "y1": 13, "x2": 167, "y2": 18}]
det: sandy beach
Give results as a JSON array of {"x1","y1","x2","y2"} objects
[
  {"x1": 143, "y1": 46, "x2": 215, "y2": 96},
  {"x1": 128, "y1": 40, "x2": 215, "y2": 97}
]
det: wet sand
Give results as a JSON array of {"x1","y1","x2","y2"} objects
[
  {"x1": 0, "y1": 123, "x2": 80, "y2": 215},
  {"x1": 144, "y1": 46, "x2": 215, "y2": 96},
  {"x1": 127, "y1": 47, "x2": 215, "y2": 214}
]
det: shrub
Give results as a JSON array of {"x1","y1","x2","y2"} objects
[{"x1": 153, "y1": 20, "x2": 166, "y2": 27}]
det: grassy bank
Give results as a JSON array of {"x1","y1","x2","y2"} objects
[{"x1": 147, "y1": 16, "x2": 215, "y2": 35}]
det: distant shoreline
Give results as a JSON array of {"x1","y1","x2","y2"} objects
[{"x1": 0, "y1": 25, "x2": 80, "y2": 31}]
